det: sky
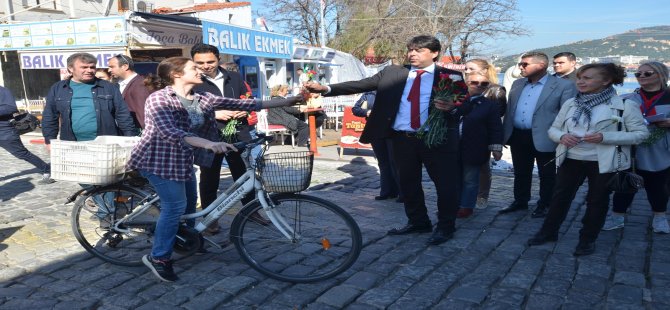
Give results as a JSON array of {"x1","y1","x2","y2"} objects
[{"x1": 248, "y1": 0, "x2": 669, "y2": 57}]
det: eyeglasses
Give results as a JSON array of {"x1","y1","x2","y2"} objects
[
  {"x1": 467, "y1": 81, "x2": 490, "y2": 87},
  {"x1": 517, "y1": 62, "x2": 536, "y2": 68},
  {"x1": 634, "y1": 71, "x2": 656, "y2": 78}
]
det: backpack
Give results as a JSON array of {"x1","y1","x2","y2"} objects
[{"x1": 10, "y1": 112, "x2": 39, "y2": 135}]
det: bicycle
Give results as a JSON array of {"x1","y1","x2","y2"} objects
[{"x1": 68, "y1": 134, "x2": 363, "y2": 283}]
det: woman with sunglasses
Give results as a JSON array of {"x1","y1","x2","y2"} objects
[
  {"x1": 463, "y1": 59, "x2": 507, "y2": 210},
  {"x1": 127, "y1": 57, "x2": 302, "y2": 282},
  {"x1": 604, "y1": 61, "x2": 670, "y2": 233},
  {"x1": 457, "y1": 71, "x2": 504, "y2": 218},
  {"x1": 527, "y1": 63, "x2": 648, "y2": 256}
]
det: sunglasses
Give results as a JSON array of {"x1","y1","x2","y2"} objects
[
  {"x1": 467, "y1": 81, "x2": 490, "y2": 87},
  {"x1": 634, "y1": 71, "x2": 656, "y2": 78},
  {"x1": 517, "y1": 62, "x2": 535, "y2": 68}
]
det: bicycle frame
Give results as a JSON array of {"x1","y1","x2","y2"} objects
[{"x1": 113, "y1": 142, "x2": 298, "y2": 241}]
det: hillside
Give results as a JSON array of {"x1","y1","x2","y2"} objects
[{"x1": 496, "y1": 25, "x2": 670, "y2": 69}]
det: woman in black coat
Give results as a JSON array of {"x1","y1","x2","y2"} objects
[
  {"x1": 457, "y1": 72, "x2": 504, "y2": 218},
  {"x1": 266, "y1": 85, "x2": 309, "y2": 146}
]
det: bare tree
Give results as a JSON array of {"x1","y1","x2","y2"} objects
[{"x1": 260, "y1": 0, "x2": 342, "y2": 46}]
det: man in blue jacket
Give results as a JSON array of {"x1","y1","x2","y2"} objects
[{"x1": 42, "y1": 52, "x2": 136, "y2": 148}]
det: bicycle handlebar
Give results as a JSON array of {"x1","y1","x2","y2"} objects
[{"x1": 229, "y1": 133, "x2": 274, "y2": 153}]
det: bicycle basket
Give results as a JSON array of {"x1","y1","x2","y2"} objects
[{"x1": 259, "y1": 151, "x2": 314, "y2": 193}]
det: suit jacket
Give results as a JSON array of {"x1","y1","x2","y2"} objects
[
  {"x1": 461, "y1": 96, "x2": 503, "y2": 165},
  {"x1": 503, "y1": 74, "x2": 577, "y2": 152},
  {"x1": 327, "y1": 65, "x2": 469, "y2": 149},
  {"x1": 122, "y1": 74, "x2": 153, "y2": 129}
]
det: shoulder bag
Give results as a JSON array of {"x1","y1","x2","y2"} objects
[{"x1": 607, "y1": 108, "x2": 644, "y2": 193}]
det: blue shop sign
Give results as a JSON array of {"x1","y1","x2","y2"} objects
[{"x1": 202, "y1": 21, "x2": 293, "y2": 59}]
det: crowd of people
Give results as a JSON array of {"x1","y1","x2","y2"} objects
[{"x1": 1, "y1": 34, "x2": 668, "y2": 282}]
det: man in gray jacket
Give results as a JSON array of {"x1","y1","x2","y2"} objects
[{"x1": 500, "y1": 51, "x2": 577, "y2": 218}]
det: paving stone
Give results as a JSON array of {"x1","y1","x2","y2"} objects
[
  {"x1": 53, "y1": 299, "x2": 99, "y2": 310},
  {"x1": 181, "y1": 290, "x2": 233, "y2": 310},
  {"x1": 577, "y1": 261, "x2": 612, "y2": 278},
  {"x1": 531, "y1": 277, "x2": 571, "y2": 296},
  {"x1": 434, "y1": 298, "x2": 479, "y2": 310},
  {"x1": 525, "y1": 293, "x2": 563, "y2": 309},
  {"x1": 447, "y1": 286, "x2": 489, "y2": 304},
  {"x1": 613, "y1": 271, "x2": 646, "y2": 288},
  {"x1": 488, "y1": 287, "x2": 527, "y2": 306},
  {"x1": 342, "y1": 271, "x2": 382, "y2": 290},
  {"x1": 607, "y1": 284, "x2": 643, "y2": 305},
  {"x1": 357, "y1": 287, "x2": 403, "y2": 309},
  {"x1": 572, "y1": 274, "x2": 608, "y2": 295},
  {"x1": 208, "y1": 275, "x2": 257, "y2": 295},
  {"x1": 499, "y1": 272, "x2": 536, "y2": 290},
  {"x1": 272, "y1": 287, "x2": 318, "y2": 308},
  {"x1": 316, "y1": 285, "x2": 361, "y2": 308},
  {"x1": 135, "y1": 301, "x2": 183, "y2": 310}
]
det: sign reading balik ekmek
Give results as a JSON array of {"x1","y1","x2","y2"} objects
[
  {"x1": 202, "y1": 21, "x2": 293, "y2": 59},
  {"x1": 19, "y1": 50, "x2": 125, "y2": 69}
]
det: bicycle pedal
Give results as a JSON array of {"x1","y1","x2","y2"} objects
[{"x1": 201, "y1": 235, "x2": 224, "y2": 250}]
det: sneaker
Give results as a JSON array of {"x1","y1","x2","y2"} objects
[
  {"x1": 142, "y1": 255, "x2": 178, "y2": 282},
  {"x1": 37, "y1": 174, "x2": 55, "y2": 185},
  {"x1": 602, "y1": 215, "x2": 625, "y2": 231},
  {"x1": 475, "y1": 198, "x2": 488, "y2": 210},
  {"x1": 652, "y1": 215, "x2": 670, "y2": 234}
]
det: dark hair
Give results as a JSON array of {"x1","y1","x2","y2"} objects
[
  {"x1": 406, "y1": 35, "x2": 441, "y2": 62},
  {"x1": 521, "y1": 51, "x2": 549, "y2": 65},
  {"x1": 113, "y1": 54, "x2": 135, "y2": 71},
  {"x1": 67, "y1": 52, "x2": 97, "y2": 68},
  {"x1": 576, "y1": 63, "x2": 626, "y2": 86},
  {"x1": 190, "y1": 43, "x2": 219, "y2": 58},
  {"x1": 553, "y1": 52, "x2": 576, "y2": 61},
  {"x1": 144, "y1": 57, "x2": 191, "y2": 91}
]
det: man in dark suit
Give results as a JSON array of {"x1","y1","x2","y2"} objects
[
  {"x1": 305, "y1": 35, "x2": 469, "y2": 245},
  {"x1": 552, "y1": 52, "x2": 577, "y2": 81},
  {"x1": 190, "y1": 43, "x2": 267, "y2": 234},
  {"x1": 500, "y1": 52, "x2": 577, "y2": 218},
  {"x1": 107, "y1": 54, "x2": 153, "y2": 129}
]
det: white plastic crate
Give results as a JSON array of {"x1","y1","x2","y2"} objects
[{"x1": 50, "y1": 136, "x2": 140, "y2": 185}]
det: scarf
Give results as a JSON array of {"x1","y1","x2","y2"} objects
[{"x1": 571, "y1": 86, "x2": 617, "y2": 126}]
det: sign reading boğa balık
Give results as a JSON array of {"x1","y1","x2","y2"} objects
[{"x1": 202, "y1": 21, "x2": 293, "y2": 59}]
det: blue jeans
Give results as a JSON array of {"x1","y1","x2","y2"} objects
[
  {"x1": 461, "y1": 164, "x2": 481, "y2": 209},
  {"x1": 140, "y1": 170, "x2": 197, "y2": 260}
]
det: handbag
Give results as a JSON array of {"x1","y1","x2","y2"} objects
[
  {"x1": 607, "y1": 109, "x2": 644, "y2": 193},
  {"x1": 9, "y1": 112, "x2": 39, "y2": 135}
]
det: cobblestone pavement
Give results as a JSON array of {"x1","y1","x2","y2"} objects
[{"x1": 0, "y1": 141, "x2": 669, "y2": 309}]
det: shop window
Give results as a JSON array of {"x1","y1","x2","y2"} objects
[{"x1": 23, "y1": 0, "x2": 59, "y2": 10}]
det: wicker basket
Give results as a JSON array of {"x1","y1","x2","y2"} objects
[{"x1": 259, "y1": 151, "x2": 314, "y2": 193}]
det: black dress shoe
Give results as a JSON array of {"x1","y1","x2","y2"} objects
[
  {"x1": 574, "y1": 241, "x2": 596, "y2": 256},
  {"x1": 387, "y1": 223, "x2": 432, "y2": 235},
  {"x1": 498, "y1": 202, "x2": 528, "y2": 214},
  {"x1": 426, "y1": 229, "x2": 454, "y2": 245},
  {"x1": 531, "y1": 207, "x2": 547, "y2": 218},
  {"x1": 375, "y1": 195, "x2": 398, "y2": 201},
  {"x1": 395, "y1": 197, "x2": 404, "y2": 203},
  {"x1": 527, "y1": 232, "x2": 558, "y2": 246}
]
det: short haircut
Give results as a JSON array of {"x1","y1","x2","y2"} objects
[
  {"x1": 407, "y1": 35, "x2": 441, "y2": 62},
  {"x1": 190, "y1": 43, "x2": 219, "y2": 58},
  {"x1": 521, "y1": 51, "x2": 549, "y2": 64},
  {"x1": 113, "y1": 54, "x2": 135, "y2": 71},
  {"x1": 576, "y1": 63, "x2": 626, "y2": 86},
  {"x1": 553, "y1": 52, "x2": 576, "y2": 61},
  {"x1": 67, "y1": 52, "x2": 97, "y2": 68}
]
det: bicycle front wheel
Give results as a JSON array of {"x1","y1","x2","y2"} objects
[
  {"x1": 230, "y1": 193, "x2": 362, "y2": 283},
  {"x1": 71, "y1": 185, "x2": 159, "y2": 267}
]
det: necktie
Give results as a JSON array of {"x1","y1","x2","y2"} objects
[{"x1": 408, "y1": 69, "x2": 426, "y2": 129}]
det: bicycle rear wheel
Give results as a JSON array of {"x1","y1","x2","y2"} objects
[
  {"x1": 71, "y1": 185, "x2": 159, "y2": 267},
  {"x1": 230, "y1": 193, "x2": 362, "y2": 283}
]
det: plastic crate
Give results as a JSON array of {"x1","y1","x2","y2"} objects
[{"x1": 50, "y1": 136, "x2": 140, "y2": 185}]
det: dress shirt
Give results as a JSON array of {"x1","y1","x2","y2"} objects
[
  {"x1": 513, "y1": 74, "x2": 548, "y2": 129},
  {"x1": 118, "y1": 73, "x2": 138, "y2": 93},
  {"x1": 393, "y1": 64, "x2": 435, "y2": 131},
  {"x1": 204, "y1": 70, "x2": 225, "y2": 95}
]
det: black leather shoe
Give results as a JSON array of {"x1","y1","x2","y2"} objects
[
  {"x1": 387, "y1": 223, "x2": 432, "y2": 235},
  {"x1": 527, "y1": 232, "x2": 558, "y2": 246},
  {"x1": 574, "y1": 241, "x2": 596, "y2": 256},
  {"x1": 426, "y1": 229, "x2": 454, "y2": 245},
  {"x1": 395, "y1": 197, "x2": 404, "y2": 203},
  {"x1": 531, "y1": 207, "x2": 547, "y2": 218},
  {"x1": 375, "y1": 195, "x2": 398, "y2": 201},
  {"x1": 498, "y1": 202, "x2": 528, "y2": 214}
]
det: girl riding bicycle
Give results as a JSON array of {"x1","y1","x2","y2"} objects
[{"x1": 126, "y1": 57, "x2": 302, "y2": 282}]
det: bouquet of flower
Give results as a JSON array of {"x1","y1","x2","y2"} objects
[
  {"x1": 304, "y1": 66, "x2": 318, "y2": 82},
  {"x1": 221, "y1": 92, "x2": 253, "y2": 143},
  {"x1": 416, "y1": 72, "x2": 468, "y2": 147}
]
